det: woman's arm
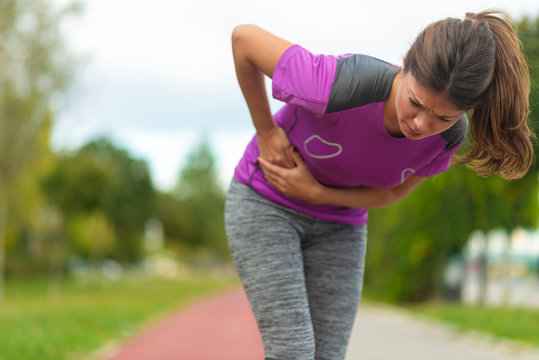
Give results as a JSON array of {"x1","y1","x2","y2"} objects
[
  {"x1": 258, "y1": 148, "x2": 427, "y2": 208},
  {"x1": 231, "y1": 24, "x2": 295, "y2": 168},
  {"x1": 313, "y1": 175, "x2": 426, "y2": 208}
]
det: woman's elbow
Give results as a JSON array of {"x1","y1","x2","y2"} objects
[{"x1": 231, "y1": 24, "x2": 255, "y2": 47}]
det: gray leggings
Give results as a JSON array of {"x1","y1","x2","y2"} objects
[{"x1": 225, "y1": 178, "x2": 367, "y2": 360}]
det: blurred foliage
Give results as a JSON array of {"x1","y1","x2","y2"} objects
[
  {"x1": 155, "y1": 139, "x2": 229, "y2": 261},
  {"x1": 364, "y1": 16, "x2": 539, "y2": 303},
  {"x1": 0, "y1": 0, "x2": 80, "y2": 303},
  {"x1": 408, "y1": 301, "x2": 539, "y2": 346},
  {"x1": 365, "y1": 166, "x2": 538, "y2": 303},
  {"x1": 67, "y1": 212, "x2": 116, "y2": 261},
  {"x1": 519, "y1": 16, "x2": 539, "y2": 161},
  {"x1": 8, "y1": 133, "x2": 229, "y2": 286},
  {"x1": 42, "y1": 138, "x2": 155, "y2": 262},
  {"x1": 1, "y1": 5, "x2": 537, "y2": 312}
]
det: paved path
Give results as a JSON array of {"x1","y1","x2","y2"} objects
[
  {"x1": 103, "y1": 287, "x2": 263, "y2": 360},
  {"x1": 103, "y1": 286, "x2": 539, "y2": 360},
  {"x1": 346, "y1": 304, "x2": 539, "y2": 360}
]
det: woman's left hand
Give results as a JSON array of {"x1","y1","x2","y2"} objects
[{"x1": 258, "y1": 147, "x2": 323, "y2": 204}]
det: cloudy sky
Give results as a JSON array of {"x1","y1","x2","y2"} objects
[{"x1": 52, "y1": 0, "x2": 539, "y2": 191}]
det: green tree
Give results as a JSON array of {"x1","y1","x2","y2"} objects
[
  {"x1": 4, "y1": 112, "x2": 56, "y2": 279},
  {"x1": 0, "y1": 0, "x2": 78, "y2": 305},
  {"x1": 67, "y1": 211, "x2": 116, "y2": 268},
  {"x1": 43, "y1": 138, "x2": 155, "y2": 263},
  {"x1": 156, "y1": 138, "x2": 228, "y2": 260},
  {"x1": 365, "y1": 165, "x2": 537, "y2": 303}
]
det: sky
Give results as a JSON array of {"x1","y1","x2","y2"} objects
[{"x1": 51, "y1": 0, "x2": 539, "y2": 191}]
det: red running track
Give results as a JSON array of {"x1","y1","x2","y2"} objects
[{"x1": 104, "y1": 287, "x2": 264, "y2": 360}]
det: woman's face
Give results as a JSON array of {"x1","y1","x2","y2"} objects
[{"x1": 394, "y1": 73, "x2": 465, "y2": 140}]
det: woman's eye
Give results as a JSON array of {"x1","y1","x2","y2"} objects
[{"x1": 409, "y1": 98, "x2": 420, "y2": 107}]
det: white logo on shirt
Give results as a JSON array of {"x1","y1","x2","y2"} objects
[
  {"x1": 304, "y1": 135, "x2": 343, "y2": 159},
  {"x1": 401, "y1": 168, "x2": 416, "y2": 184}
]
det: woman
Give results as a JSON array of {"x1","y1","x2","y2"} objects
[{"x1": 225, "y1": 10, "x2": 533, "y2": 360}]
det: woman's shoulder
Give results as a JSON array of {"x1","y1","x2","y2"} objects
[
  {"x1": 440, "y1": 113, "x2": 468, "y2": 151},
  {"x1": 272, "y1": 45, "x2": 400, "y2": 116},
  {"x1": 326, "y1": 54, "x2": 401, "y2": 114}
]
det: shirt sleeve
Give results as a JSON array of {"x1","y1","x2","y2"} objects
[
  {"x1": 415, "y1": 143, "x2": 463, "y2": 177},
  {"x1": 272, "y1": 45, "x2": 338, "y2": 116},
  {"x1": 416, "y1": 113, "x2": 468, "y2": 177}
]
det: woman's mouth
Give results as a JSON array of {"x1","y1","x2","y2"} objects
[{"x1": 405, "y1": 124, "x2": 421, "y2": 137}]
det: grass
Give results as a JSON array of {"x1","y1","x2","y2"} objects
[
  {"x1": 405, "y1": 301, "x2": 539, "y2": 347},
  {"x1": 0, "y1": 272, "x2": 239, "y2": 360}
]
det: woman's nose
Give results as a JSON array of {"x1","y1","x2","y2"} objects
[{"x1": 413, "y1": 112, "x2": 429, "y2": 132}]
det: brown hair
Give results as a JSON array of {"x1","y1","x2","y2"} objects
[{"x1": 404, "y1": 10, "x2": 533, "y2": 179}]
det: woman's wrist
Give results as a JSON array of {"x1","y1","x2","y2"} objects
[
  {"x1": 308, "y1": 182, "x2": 327, "y2": 205},
  {"x1": 255, "y1": 119, "x2": 278, "y2": 136}
]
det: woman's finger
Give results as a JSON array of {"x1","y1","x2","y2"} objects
[
  {"x1": 265, "y1": 167, "x2": 283, "y2": 184},
  {"x1": 258, "y1": 159, "x2": 288, "y2": 188},
  {"x1": 258, "y1": 159, "x2": 277, "y2": 180},
  {"x1": 258, "y1": 157, "x2": 287, "y2": 177},
  {"x1": 289, "y1": 147, "x2": 305, "y2": 167},
  {"x1": 282, "y1": 146, "x2": 295, "y2": 168},
  {"x1": 257, "y1": 157, "x2": 274, "y2": 175},
  {"x1": 265, "y1": 171, "x2": 284, "y2": 191}
]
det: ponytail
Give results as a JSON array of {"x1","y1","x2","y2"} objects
[
  {"x1": 454, "y1": 11, "x2": 533, "y2": 179},
  {"x1": 406, "y1": 10, "x2": 534, "y2": 179}
]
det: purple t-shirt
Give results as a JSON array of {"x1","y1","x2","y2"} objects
[{"x1": 234, "y1": 45, "x2": 467, "y2": 225}]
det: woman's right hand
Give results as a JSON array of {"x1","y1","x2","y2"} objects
[{"x1": 257, "y1": 125, "x2": 295, "y2": 169}]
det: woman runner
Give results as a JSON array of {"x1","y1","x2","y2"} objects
[{"x1": 225, "y1": 10, "x2": 533, "y2": 360}]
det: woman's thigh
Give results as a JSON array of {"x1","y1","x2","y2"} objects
[
  {"x1": 225, "y1": 179, "x2": 316, "y2": 360},
  {"x1": 302, "y1": 223, "x2": 367, "y2": 360}
]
